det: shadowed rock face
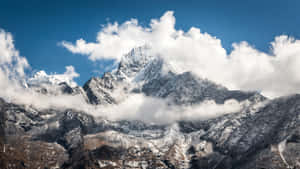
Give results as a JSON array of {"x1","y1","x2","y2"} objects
[
  {"x1": 0, "y1": 48, "x2": 299, "y2": 169},
  {"x1": 83, "y1": 74, "x2": 118, "y2": 105},
  {"x1": 142, "y1": 71, "x2": 265, "y2": 105}
]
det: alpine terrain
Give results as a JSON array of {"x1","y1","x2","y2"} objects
[{"x1": 0, "y1": 47, "x2": 299, "y2": 169}]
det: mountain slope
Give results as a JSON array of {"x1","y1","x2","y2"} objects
[{"x1": 0, "y1": 47, "x2": 299, "y2": 169}]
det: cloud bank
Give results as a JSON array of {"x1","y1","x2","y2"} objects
[
  {"x1": 96, "y1": 94, "x2": 247, "y2": 124},
  {"x1": 62, "y1": 11, "x2": 300, "y2": 98}
]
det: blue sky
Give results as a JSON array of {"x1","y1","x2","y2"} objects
[{"x1": 0, "y1": 0, "x2": 300, "y2": 85}]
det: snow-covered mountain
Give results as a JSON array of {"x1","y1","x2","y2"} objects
[
  {"x1": 83, "y1": 47, "x2": 265, "y2": 106},
  {"x1": 0, "y1": 47, "x2": 299, "y2": 169}
]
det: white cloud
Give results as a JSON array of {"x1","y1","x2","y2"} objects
[
  {"x1": 95, "y1": 94, "x2": 246, "y2": 124},
  {"x1": 0, "y1": 29, "x2": 29, "y2": 79},
  {"x1": 0, "y1": 29, "x2": 30, "y2": 102},
  {"x1": 226, "y1": 36, "x2": 300, "y2": 97},
  {"x1": 62, "y1": 11, "x2": 300, "y2": 98},
  {"x1": 28, "y1": 66, "x2": 79, "y2": 87}
]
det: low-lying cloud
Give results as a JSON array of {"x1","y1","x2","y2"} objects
[
  {"x1": 62, "y1": 11, "x2": 300, "y2": 98},
  {"x1": 95, "y1": 94, "x2": 246, "y2": 124}
]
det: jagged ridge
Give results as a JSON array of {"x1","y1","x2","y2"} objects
[{"x1": 0, "y1": 47, "x2": 299, "y2": 169}]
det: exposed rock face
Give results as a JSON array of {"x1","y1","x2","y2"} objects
[
  {"x1": 181, "y1": 95, "x2": 300, "y2": 169},
  {"x1": 0, "y1": 47, "x2": 299, "y2": 169},
  {"x1": 142, "y1": 71, "x2": 264, "y2": 105},
  {"x1": 83, "y1": 73, "x2": 120, "y2": 105},
  {"x1": 116, "y1": 46, "x2": 154, "y2": 79}
]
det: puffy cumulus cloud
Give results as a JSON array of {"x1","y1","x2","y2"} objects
[
  {"x1": 60, "y1": 11, "x2": 228, "y2": 88},
  {"x1": 0, "y1": 29, "x2": 30, "y2": 102},
  {"x1": 62, "y1": 11, "x2": 300, "y2": 98},
  {"x1": 227, "y1": 36, "x2": 300, "y2": 98},
  {"x1": 60, "y1": 18, "x2": 150, "y2": 61},
  {"x1": 0, "y1": 29, "x2": 29, "y2": 80}
]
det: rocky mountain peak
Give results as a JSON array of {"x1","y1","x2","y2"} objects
[
  {"x1": 116, "y1": 46, "x2": 154, "y2": 80},
  {"x1": 82, "y1": 46, "x2": 266, "y2": 106}
]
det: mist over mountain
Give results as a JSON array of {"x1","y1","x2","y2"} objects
[
  {"x1": 0, "y1": 9, "x2": 300, "y2": 169},
  {"x1": 1, "y1": 36, "x2": 300, "y2": 168}
]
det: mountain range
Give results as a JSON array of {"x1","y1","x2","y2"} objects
[{"x1": 0, "y1": 47, "x2": 299, "y2": 169}]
